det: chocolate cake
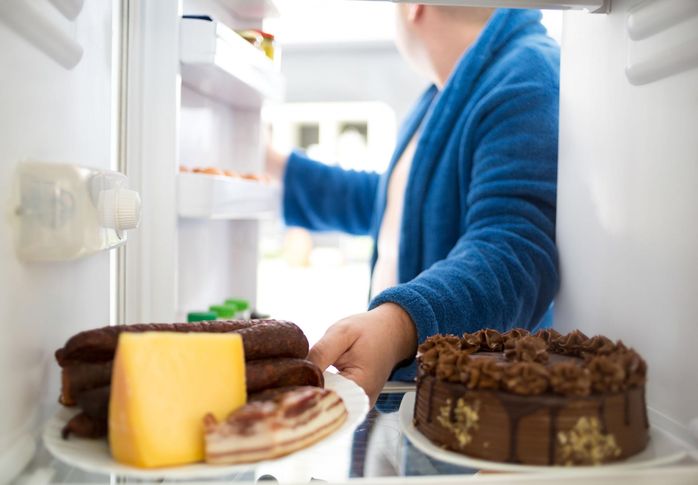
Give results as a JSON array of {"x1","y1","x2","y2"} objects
[{"x1": 413, "y1": 329, "x2": 649, "y2": 466}]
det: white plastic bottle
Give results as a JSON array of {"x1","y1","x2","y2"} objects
[{"x1": 10, "y1": 160, "x2": 141, "y2": 261}]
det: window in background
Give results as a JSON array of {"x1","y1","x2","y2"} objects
[
  {"x1": 258, "y1": 101, "x2": 396, "y2": 346},
  {"x1": 298, "y1": 123, "x2": 320, "y2": 150}
]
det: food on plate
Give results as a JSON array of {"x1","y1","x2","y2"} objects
[
  {"x1": 245, "y1": 358, "x2": 324, "y2": 393},
  {"x1": 59, "y1": 357, "x2": 324, "y2": 439},
  {"x1": 179, "y1": 165, "x2": 191, "y2": 173},
  {"x1": 204, "y1": 386, "x2": 347, "y2": 464},
  {"x1": 59, "y1": 361, "x2": 113, "y2": 406},
  {"x1": 109, "y1": 332, "x2": 247, "y2": 468},
  {"x1": 55, "y1": 319, "x2": 309, "y2": 365},
  {"x1": 223, "y1": 169, "x2": 239, "y2": 177},
  {"x1": 75, "y1": 386, "x2": 110, "y2": 420},
  {"x1": 61, "y1": 411, "x2": 108, "y2": 439},
  {"x1": 413, "y1": 329, "x2": 648, "y2": 466},
  {"x1": 55, "y1": 320, "x2": 320, "y2": 440}
]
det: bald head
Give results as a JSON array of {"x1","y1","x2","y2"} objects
[{"x1": 394, "y1": 5, "x2": 494, "y2": 87}]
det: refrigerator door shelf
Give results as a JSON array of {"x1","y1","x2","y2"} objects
[
  {"x1": 10, "y1": 161, "x2": 141, "y2": 262},
  {"x1": 211, "y1": 0, "x2": 280, "y2": 20},
  {"x1": 178, "y1": 172, "x2": 280, "y2": 219},
  {"x1": 180, "y1": 16, "x2": 284, "y2": 109}
]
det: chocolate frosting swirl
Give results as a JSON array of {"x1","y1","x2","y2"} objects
[
  {"x1": 534, "y1": 328, "x2": 562, "y2": 346},
  {"x1": 416, "y1": 329, "x2": 646, "y2": 397},
  {"x1": 418, "y1": 346, "x2": 440, "y2": 375},
  {"x1": 418, "y1": 334, "x2": 461, "y2": 375},
  {"x1": 418, "y1": 334, "x2": 460, "y2": 354},
  {"x1": 504, "y1": 362, "x2": 549, "y2": 395},
  {"x1": 460, "y1": 332, "x2": 483, "y2": 353},
  {"x1": 588, "y1": 355, "x2": 626, "y2": 392},
  {"x1": 554, "y1": 329, "x2": 589, "y2": 356},
  {"x1": 550, "y1": 361, "x2": 592, "y2": 397},
  {"x1": 504, "y1": 335, "x2": 549, "y2": 363},
  {"x1": 502, "y1": 328, "x2": 531, "y2": 350},
  {"x1": 481, "y1": 329, "x2": 505, "y2": 351},
  {"x1": 617, "y1": 348, "x2": 647, "y2": 387},
  {"x1": 581, "y1": 335, "x2": 616, "y2": 356},
  {"x1": 435, "y1": 351, "x2": 460, "y2": 382},
  {"x1": 462, "y1": 358, "x2": 504, "y2": 390}
]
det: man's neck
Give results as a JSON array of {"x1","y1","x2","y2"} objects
[{"x1": 428, "y1": 15, "x2": 491, "y2": 88}]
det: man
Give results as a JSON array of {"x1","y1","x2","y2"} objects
[{"x1": 267, "y1": 6, "x2": 560, "y2": 406}]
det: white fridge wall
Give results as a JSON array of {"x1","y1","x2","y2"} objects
[
  {"x1": 555, "y1": 0, "x2": 698, "y2": 441},
  {"x1": 0, "y1": 0, "x2": 116, "y2": 479}
]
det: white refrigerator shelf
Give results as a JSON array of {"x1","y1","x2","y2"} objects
[
  {"x1": 180, "y1": 16, "x2": 284, "y2": 108},
  {"x1": 177, "y1": 172, "x2": 280, "y2": 219},
  {"x1": 215, "y1": 0, "x2": 279, "y2": 19}
]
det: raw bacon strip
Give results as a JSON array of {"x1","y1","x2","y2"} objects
[{"x1": 204, "y1": 387, "x2": 347, "y2": 464}]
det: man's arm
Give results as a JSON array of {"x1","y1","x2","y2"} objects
[
  {"x1": 277, "y1": 150, "x2": 381, "y2": 235},
  {"x1": 370, "y1": 85, "x2": 559, "y2": 379},
  {"x1": 308, "y1": 82, "x2": 559, "y2": 402}
]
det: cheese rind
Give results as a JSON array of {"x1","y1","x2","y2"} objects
[{"x1": 109, "y1": 332, "x2": 246, "y2": 468}]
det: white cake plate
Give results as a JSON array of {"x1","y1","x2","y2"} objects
[{"x1": 399, "y1": 391, "x2": 688, "y2": 474}]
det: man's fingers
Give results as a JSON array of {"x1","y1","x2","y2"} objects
[
  {"x1": 338, "y1": 367, "x2": 379, "y2": 408},
  {"x1": 308, "y1": 326, "x2": 354, "y2": 371}
]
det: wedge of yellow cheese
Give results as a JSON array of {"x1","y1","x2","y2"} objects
[{"x1": 109, "y1": 332, "x2": 246, "y2": 468}]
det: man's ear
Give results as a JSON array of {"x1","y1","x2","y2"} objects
[{"x1": 407, "y1": 4, "x2": 424, "y2": 22}]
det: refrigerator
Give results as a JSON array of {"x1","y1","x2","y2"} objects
[{"x1": 1, "y1": 0, "x2": 697, "y2": 483}]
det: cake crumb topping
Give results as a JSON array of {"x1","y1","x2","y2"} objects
[
  {"x1": 556, "y1": 416, "x2": 622, "y2": 465},
  {"x1": 437, "y1": 398, "x2": 480, "y2": 449}
]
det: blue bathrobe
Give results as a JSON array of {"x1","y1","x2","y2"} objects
[{"x1": 283, "y1": 9, "x2": 560, "y2": 381}]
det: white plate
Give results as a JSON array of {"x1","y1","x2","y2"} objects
[
  {"x1": 43, "y1": 372, "x2": 368, "y2": 480},
  {"x1": 399, "y1": 392, "x2": 688, "y2": 474}
]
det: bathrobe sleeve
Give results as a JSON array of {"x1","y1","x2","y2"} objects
[
  {"x1": 370, "y1": 84, "x2": 559, "y2": 379},
  {"x1": 282, "y1": 150, "x2": 381, "y2": 236}
]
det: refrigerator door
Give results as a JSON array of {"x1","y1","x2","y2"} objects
[
  {"x1": 0, "y1": 0, "x2": 120, "y2": 481},
  {"x1": 554, "y1": 0, "x2": 698, "y2": 449}
]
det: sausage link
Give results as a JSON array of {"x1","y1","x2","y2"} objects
[
  {"x1": 245, "y1": 358, "x2": 323, "y2": 393},
  {"x1": 60, "y1": 362, "x2": 112, "y2": 406},
  {"x1": 61, "y1": 412, "x2": 107, "y2": 439},
  {"x1": 56, "y1": 319, "x2": 308, "y2": 366}
]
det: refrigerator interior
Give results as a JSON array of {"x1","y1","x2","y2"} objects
[
  {"x1": 1, "y1": 0, "x2": 698, "y2": 482},
  {"x1": 177, "y1": 0, "x2": 274, "y2": 320}
]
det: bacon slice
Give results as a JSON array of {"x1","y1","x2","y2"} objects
[{"x1": 204, "y1": 387, "x2": 347, "y2": 464}]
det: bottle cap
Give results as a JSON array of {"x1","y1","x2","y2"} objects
[
  {"x1": 98, "y1": 188, "x2": 141, "y2": 231},
  {"x1": 209, "y1": 305, "x2": 235, "y2": 318},
  {"x1": 187, "y1": 311, "x2": 217, "y2": 322},
  {"x1": 225, "y1": 298, "x2": 250, "y2": 311}
]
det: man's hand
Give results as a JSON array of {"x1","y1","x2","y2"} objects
[
  {"x1": 265, "y1": 145, "x2": 288, "y2": 181},
  {"x1": 308, "y1": 303, "x2": 418, "y2": 407}
]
